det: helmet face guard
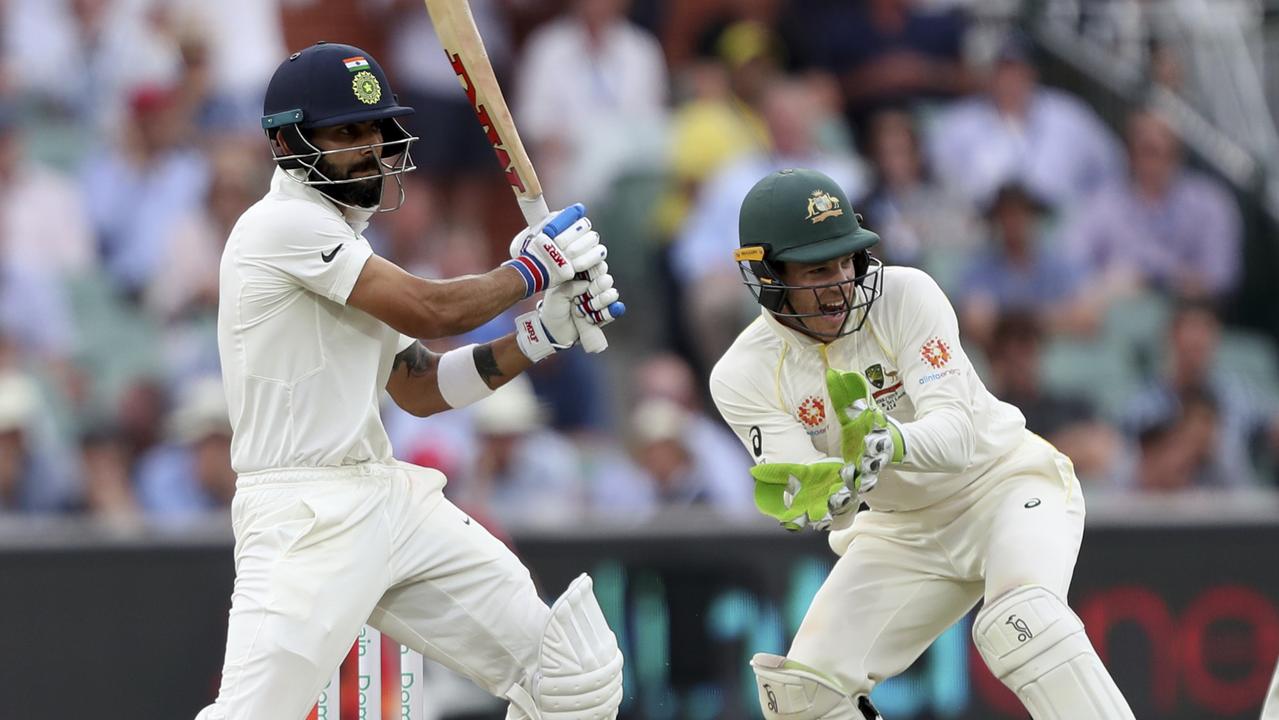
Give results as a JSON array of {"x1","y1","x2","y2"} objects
[
  {"x1": 266, "y1": 116, "x2": 417, "y2": 212},
  {"x1": 261, "y1": 43, "x2": 418, "y2": 213},
  {"x1": 737, "y1": 248, "x2": 884, "y2": 340}
]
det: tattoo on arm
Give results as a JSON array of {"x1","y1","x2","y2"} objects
[
  {"x1": 473, "y1": 343, "x2": 504, "y2": 387},
  {"x1": 392, "y1": 341, "x2": 436, "y2": 378}
]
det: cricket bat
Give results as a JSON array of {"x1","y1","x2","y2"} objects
[{"x1": 422, "y1": 0, "x2": 610, "y2": 353}]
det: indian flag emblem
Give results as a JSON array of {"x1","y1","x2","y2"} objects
[{"x1": 343, "y1": 56, "x2": 370, "y2": 72}]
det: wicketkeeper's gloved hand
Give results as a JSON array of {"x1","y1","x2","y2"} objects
[
  {"x1": 504, "y1": 203, "x2": 607, "y2": 298},
  {"x1": 826, "y1": 369, "x2": 906, "y2": 492},
  {"x1": 750, "y1": 461, "x2": 859, "y2": 532}
]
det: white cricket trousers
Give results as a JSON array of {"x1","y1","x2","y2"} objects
[
  {"x1": 793, "y1": 432, "x2": 1086, "y2": 695},
  {"x1": 198, "y1": 461, "x2": 549, "y2": 720}
]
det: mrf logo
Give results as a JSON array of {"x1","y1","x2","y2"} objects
[
  {"x1": 541, "y1": 241, "x2": 567, "y2": 268},
  {"x1": 446, "y1": 51, "x2": 527, "y2": 195},
  {"x1": 796, "y1": 396, "x2": 826, "y2": 435},
  {"x1": 920, "y1": 337, "x2": 952, "y2": 369},
  {"x1": 1006, "y1": 614, "x2": 1034, "y2": 643},
  {"x1": 522, "y1": 319, "x2": 540, "y2": 343}
]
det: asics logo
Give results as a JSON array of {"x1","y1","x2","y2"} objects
[{"x1": 763, "y1": 684, "x2": 777, "y2": 712}]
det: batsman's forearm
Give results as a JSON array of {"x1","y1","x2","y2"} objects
[
  {"x1": 417, "y1": 266, "x2": 527, "y2": 338},
  {"x1": 472, "y1": 334, "x2": 534, "y2": 390}
]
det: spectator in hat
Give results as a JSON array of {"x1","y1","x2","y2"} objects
[
  {"x1": 0, "y1": 371, "x2": 77, "y2": 513},
  {"x1": 591, "y1": 396, "x2": 743, "y2": 519},
  {"x1": 626, "y1": 399, "x2": 723, "y2": 508},
  {"x1": 135, "y1": 376, "x2": 235, "y2": 518},
  {"x1": 458, "y1": 376, "x2": 585, "y2": 531},
  {"x1": 633, "y1": 353, "x2": 755, "y2": 516},
  {"x1": 956, "y1": 180, "x2": 1082, "y2": 348}
]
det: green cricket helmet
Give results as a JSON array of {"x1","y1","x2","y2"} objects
[{"x1": 734, "y1": 168, "x2": 883, "y2": 340}]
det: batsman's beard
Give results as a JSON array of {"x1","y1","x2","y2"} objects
[{"x1": 314, "y1": 156, "x2": 384, "y2": 208}]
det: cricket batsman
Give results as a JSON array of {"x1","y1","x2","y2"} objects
[
  {"x1": 710, "y1": 168, "x2": 1134, "y2": 718},
  {"x1": 196, "y1": 42, "x2": 624, "y2": 720}
]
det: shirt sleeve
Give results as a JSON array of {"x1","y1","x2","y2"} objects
[
  {"x1": 886, "y1": 269, "x2": 977, "y2": 473},
  {"x1": 247, "y1": 206, "x2": 373, "y2": 305},
  {"x1": 710, "y1": 361, "x2": 838, "y2": 468},
  {"x1": 1192, "y1": 177, "x2": 1242, "y2": 294}
]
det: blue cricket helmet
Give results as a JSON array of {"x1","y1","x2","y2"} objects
[{"x1": 261, "y1": 42, "x2": 417, "y2": 205}]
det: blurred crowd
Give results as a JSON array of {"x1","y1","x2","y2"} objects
[{"x1": 1, "y1": 0, "x2": 1278, "y2": 533}]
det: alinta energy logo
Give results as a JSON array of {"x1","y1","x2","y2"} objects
[
  {"x1": 920, "y1": 337, "x2": 952, "y2": 369},
  {"x1": 796, "y1": 395, "x2": 826, "y2": 434}
]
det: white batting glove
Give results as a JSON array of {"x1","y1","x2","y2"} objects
[
  {"x1": 515, "y1": 280, "x2": 587, "y2": 363},
  {"x1": 571, "y1": 263, "x2": 623, "y2": 326},
  {"x1": 504, "y1": 203, "x2": 607, "y2": 298}
]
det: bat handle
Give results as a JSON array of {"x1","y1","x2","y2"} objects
[{"x1": 577, "y1": 310, "x2": 609, "y2": 353}]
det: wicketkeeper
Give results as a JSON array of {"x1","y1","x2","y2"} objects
[{"x1": 710, "y1": 168, "x2": 1134, "y2": 719}]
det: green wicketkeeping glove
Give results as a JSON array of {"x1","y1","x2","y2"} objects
[
  {"x1": 750, "y1": 461, "x2": 857, "y2": 532},
  {"x1": 826, "y1": 369, "x2": 906, "y2": 490}
]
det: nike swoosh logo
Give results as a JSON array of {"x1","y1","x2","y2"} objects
[{"x1": 321, "y1": 244, "x2": 343, "y2": 263}]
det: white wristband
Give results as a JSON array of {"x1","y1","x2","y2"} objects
[
  {"x1": 515, "y1": 310, "x2": 556, "y2": 363},
  {"x1": 437, "y1": 345, "x2": 496, "y2": 409}
]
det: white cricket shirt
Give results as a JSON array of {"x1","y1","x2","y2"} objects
[
  {"x1": 711, "y1": 265, "x2": 1028, "y2": 512},
  {"x1": 218, "y1": 168, "x2": 414, "y2": 473}
]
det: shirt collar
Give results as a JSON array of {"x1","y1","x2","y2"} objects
[
  {"x1": 760, "y1": 307, "x2": 828, "y2": 349},
  {"x1": 270, "y1": 167, "x2": 376, "y2": 235}
]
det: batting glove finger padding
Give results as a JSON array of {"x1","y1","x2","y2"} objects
[{"x1": 577, "y1": 286, "x2": 620, "y2": 315}]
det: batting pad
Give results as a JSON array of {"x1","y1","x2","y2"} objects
[
  {"x1": 506, "y1": 574, "x2": 623, "y2": 720},
  {"x1": 750, "y1": 654, "x2": 880, "y2": 720},
  {"x1": 973, "y1": 585, "x2": 1135, "y2": 719},
  {"x1": 1262, "y1": 659, "x2": 1279, "y2": 720}
]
